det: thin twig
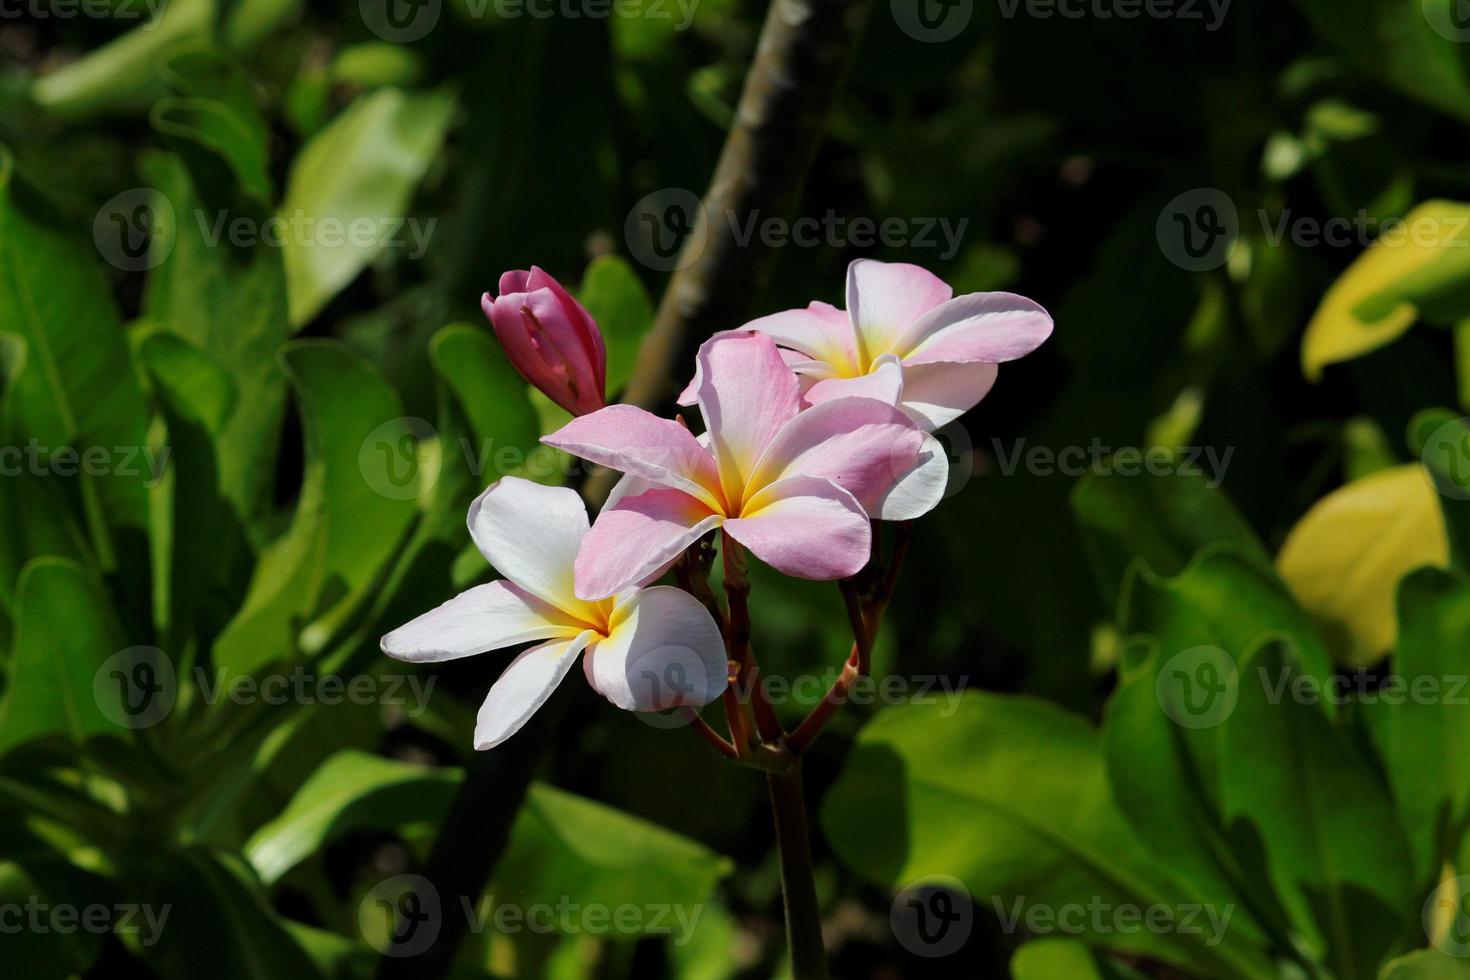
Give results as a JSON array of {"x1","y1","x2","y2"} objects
[{"x1": 683, "y1": 708, "x2": 740, "y2": 759}]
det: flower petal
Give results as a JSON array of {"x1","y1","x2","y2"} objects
[
  {"x1": 574, "y1": 488, "x2": 724, "y2": 600},
  {"x1": 381, "y1": 581, "x2": 585, "y2": 662},
  {"x1": 902, "y1": 292, "x2": 1053, "y2": 365},
  {"x1": 543, "y1": 404, "x2": 723, "y2": 511},
  {"x1": 847, "y1": 259, "x2": 953, "y2": 360},
  {"x1": 744, "y1": 302, "x2": 860, "y2": 374},
  {"x1": 582, "y1": 586, "x2": 728, "y2": 711},
  {"x1": 474, "y1": 631, "x2": 594, "y2": 749},
  {"x1": 750, "y1": 396, "x2": 922, "y2": 514},
  {"x1": 725, "y1": 476, "x2": 871, "y2": 580},
  {"x1": 803, "y1": 354, "x2": 904, "y2": 407},
  {"x1": 897, "y1": 360, "x2": 999, "y2": 430},
  {"x1": 874, "y1": 431, "x2": 949, "y2": 520},
  {"x1": 694, "y1": 331, "x2": 802, "y2": 502},
  {"x1": 467, "y1": 477, "x2": 596, "y2": 620}
]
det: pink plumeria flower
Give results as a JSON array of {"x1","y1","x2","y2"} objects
[
  {"x1": 544, "y1": 331, "x2": 941, "y2": 600},
  {"x1": 482, "y1": 267, "x2": 607, "y2": 417},
  {"x1": 380, "y1": 477, "x2": 726, "y2": 749},
  {"x1": 706, "y1": 258, "x2": 1053, "y2": 431}
]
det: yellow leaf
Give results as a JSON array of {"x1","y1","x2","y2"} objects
[
  {"x1": 1277, "y1": 464, "x2": 1449, "y2": 666},
  {"x1": 1301, "y1": 200, "x2": 1470, "y2": 380}
]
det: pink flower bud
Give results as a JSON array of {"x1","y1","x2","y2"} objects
[{"x1": 482, "y1": 267, "x2": 607, "y2": 417}]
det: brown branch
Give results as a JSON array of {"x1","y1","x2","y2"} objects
[{"x1": 588, "y1": 0, "x2": 876, "y2": 505}]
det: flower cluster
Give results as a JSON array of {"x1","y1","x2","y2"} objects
[{"x1": 383, "y1": 259, "x2": 1052, "y2": 749}]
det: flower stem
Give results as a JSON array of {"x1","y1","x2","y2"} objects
[{"x1": 767, "y1": 760, "x2": 829, "y2": 980}]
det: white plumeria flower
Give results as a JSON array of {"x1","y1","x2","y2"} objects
[{"x1": 380, "y1": 476, "x2": 728, "y2": 749}]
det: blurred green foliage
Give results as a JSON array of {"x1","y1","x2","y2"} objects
[{"x1": 5, "y1": 0, "x2": 1470, "y2": 977}]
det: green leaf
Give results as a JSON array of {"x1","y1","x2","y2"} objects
[
  {"x1": 821, "y1": 694, "x2": 1274, "y2": 977},
  {"x1": 0, "y1": 860, "x2": 102, "y2": 973},
  {"x1": 429, "y1": 323, "x2": 543, "y2": 484},
  {"x1": 141, "y1": 151, "x2": 292, "y2": 520},
  {"x1": 330, "y1": 43, "x2": 426, "y2": 89},
  {"x1": 1291, "y1": 2, "x2": 1470, "y2": 121},
  {"x1": 128, "y1": 848, "x2": 317, "y2": 979},
  {"x1": 1223, "y1": 638, "x2": 1412, "y2": 977},
  {"x1": 139, "y1": 333, "x2": 242, "y2": 652},
  {"x1": 280, "y1": 88, "x2": 455, "y2": 327},
  {"x1": 212, "y1": 341, "x2": 420, "y2": 673},
  {"x1": 1121, "y1": 548, "x2": 1336, "y2": 703},
  {"x1": 1374, "y1": 568, "x2": 1470, "y2": 883},
  {"x1": 246, "y1": 750, "x2": 460, "y2": 884},
  {"x1": 494, "y1": 783, "x2": 734, "y2": 924},
  {"x1": 1411, "y1": 409, "x2": 1470, "y2": 570},
  {"x1": 1277, "y1": 464, "x2": 1449, "y2": 666},
  {"x1": 576, "y1": 255, "x2": 654, "y2": 396},
  {"x1": 151, "y1": 85, "x2": 272, "y2": 201},
  {"x1": 0, "y1": 559, "x2": 125, "y2": 756},
  {"x1": 1072, "y1": 468, "x2": 1268, "y2": 609},
  {"x1": 29, "y1": 0, "x2": 214, "y2": 118},
  {"x1": 1012, "y1": 938, "x2": 1145, "y2": 980},
  {"x1": 1379, "y1": 949, "x2": 1470, "y2": 979},
  {"x1": 0, "y1": 153, "x2": 151, "y2": 568},
  {"x1": 1301, "y1": 201, "x2": 1470, "y2": 380}
]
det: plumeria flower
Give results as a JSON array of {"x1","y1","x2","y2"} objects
[
  {"x1": 705, "y1": 258, "x2": 1053, "y2": 432},
  {"x1": 482, "y1": 267, "x2": 607, "y2": 417},
  {"x1": 544, "y1": 331, "x2": 941, "y2": 600},
  {"x1": 380, "y1": 477, "x2": 727, "y2": 749}
]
